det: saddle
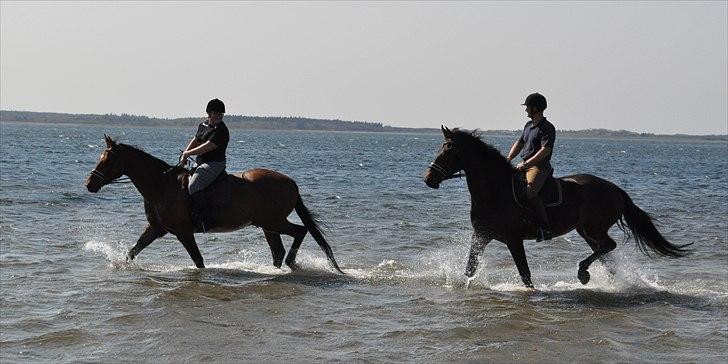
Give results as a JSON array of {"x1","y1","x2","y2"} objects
[
  {"x1": 511, "y1": 169, "x2": 563, "y2": 208},
  {"x1": 181, "y1": 168, "x2": 233, "y2": 232}
]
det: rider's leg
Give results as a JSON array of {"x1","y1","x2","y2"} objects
[
  {"x1": 187, "y1": 162, "x2": 225, "y2": 230},
  {"x1": 525, "y1": 165, "x2": 553, "y2": 241}
]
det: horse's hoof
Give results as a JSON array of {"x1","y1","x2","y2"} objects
[
  {"x1": 273, "y1": 260, "x2": 283, "y2": 269},
  {"x1": 286, "y1": 262, "x2": 300, "y2": 271},
  {"x1": 578, "y1": 269, "x2": 590, "y2": 285}
]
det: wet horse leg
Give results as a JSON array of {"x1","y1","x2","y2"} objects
[
  {"x1": 506, "y1": 239, "x2": 534, "y2": 288},
  {"x1": 175, "y1": 232, "x2": 205, "y2": 268},
  {"x1": 263, "y1": 230, "x2": 286, "y2": 268},
  {"x1": 128, "y1": 224, "x2": 167, "y2": 261},
  {"x1": 465, "y1": 230, "x2": 491, "y2": 277},
  {"x1": 575, "y1": 227, "x2": 617, "y2": 284},
  {"x1": 578, "y1": 226, "x2": 618, "y2": 278},
  {"x1": 281, "y1": 222, "x2": 308, "y2": 270}
]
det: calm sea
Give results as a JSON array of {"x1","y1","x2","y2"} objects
[{"x1": 1, "y1": 122, "x2": 726, "y2": 362}]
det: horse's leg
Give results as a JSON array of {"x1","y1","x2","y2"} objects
[
  {"x1": 263, "y1": 229, "x2": 286, "y2": 268},
  {"x1": 127, "y1": 224, "x2": 167, "y2": 261},
  {"x1": 175, "y1": 232, "x2": 205, "y2": 268},
  {"x1": 576, "y1": 226, "x2": 617, "y2": 275},
  {"x1": 506, "y1": 239, "x2": 534, "y2": 288},
  {"x1": 465, "y1": 230, "x2": 491, "y2": 277},
  {"x1": 575, "y1": 227, "x2": 617, "y2": 285},
  {"x1": 280, "y1": 222, "x2": 308, "y2": 270}
]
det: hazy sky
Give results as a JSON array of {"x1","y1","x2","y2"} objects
[{"x1": 1, "y1": 1, "x2": 726, "y2": 134}]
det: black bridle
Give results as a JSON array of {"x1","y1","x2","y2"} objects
[
  {"x1": 429, "y1": 162, "x2": 466, "y2": 180},
  {"x1": 89, "y1": 149, "x2": 132, "y2": 185}
]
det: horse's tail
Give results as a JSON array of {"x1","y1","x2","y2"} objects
[
  {"x1": 617, "y1": 188, "x2": 692, "y2": 258},
  {"x1": 295, "y1": 195, "x2": 345, "y2": 274}
]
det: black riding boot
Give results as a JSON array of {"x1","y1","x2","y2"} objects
[
  {"x1": 189, "y1": 192, "x2": 209, "y2": 232},
  {"x1": 530, "y1": 197, "x2": 553, "y2": 242}
]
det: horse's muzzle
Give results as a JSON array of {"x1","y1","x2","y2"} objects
[
  {"x1": 85, "y1": 178, "x2": 100, "y2": 193},
  {"x1": 423, "y1": 169, "x2": 441, "y2": 189}
]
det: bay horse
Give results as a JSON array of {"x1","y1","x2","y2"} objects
[
  {"x1": 85, "y1": 135, "x2": 344, "y2": 273},
  {"x1": 423, "y1": 126, "x2": 690, "y2": 288}
]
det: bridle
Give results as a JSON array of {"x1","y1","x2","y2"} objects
[
  {"x1": 429, "y1": 141, "x2": 467, "y2": 181},
  {"x1": 429, "y1": 162, "x2": 466, "y2": 181},
  {"x1": 89, "y1": 149, "x2": 132, "y2": 185}
]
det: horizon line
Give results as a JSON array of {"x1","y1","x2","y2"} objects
[{"x1": 1, "y1": 109, "x2": 726, "y2": 137}]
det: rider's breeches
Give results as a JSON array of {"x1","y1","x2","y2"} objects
[
  {"x1": 525, "y1": 163, "x2": 553, "y2": 201},
  {"x1": 188, "y1": 161, "x2": 226, "y2": 195}
]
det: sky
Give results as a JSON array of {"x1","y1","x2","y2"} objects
[{"x1": 1, "y1": 1, "x2": 726, "y2": 135}]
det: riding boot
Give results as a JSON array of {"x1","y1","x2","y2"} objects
[
  {"x1": 189, "y1": 192, "x2": 209, "y2": 232},
  {"x1": 530, "y1": 197, "x2": 553, "y2": 242}
]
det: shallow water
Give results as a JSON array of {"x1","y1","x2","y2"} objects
[{"x1": 1, "y1": 122, "x2": 726, "y2": 362}]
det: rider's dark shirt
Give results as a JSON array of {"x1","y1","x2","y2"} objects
[
  {"x1": 195, "y1": 121, "x2": 229, "y2": 164},
  {"x1": 519, "y1": 117, "x2": 556, "y2": 163}
]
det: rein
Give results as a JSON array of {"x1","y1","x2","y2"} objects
[{"x1": 163, "y1": 150, "x2": 197, "y2": 175}]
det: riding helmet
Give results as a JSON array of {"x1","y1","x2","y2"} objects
[
  {"x1": 521, "y1": 93, "x2": 547, "y2": 111},
  {"x1": 206, "y1": 98, "x2": 225, "y2": 114}
]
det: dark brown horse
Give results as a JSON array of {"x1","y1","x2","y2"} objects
[
  {"x1": 85, "y1": 135, "x2": 344, "y2": 273},
  {"x1": 424, "y1": 126, "x2": 690, "y2": 288}
]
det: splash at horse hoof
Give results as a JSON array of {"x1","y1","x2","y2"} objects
[
  {"x1": 578, "y1": 269, "x2": 590, "y2": 285},
  {"x1": 464, "y1": 264, "x2": 478, "y2": 278},
  {"x1": 286, "y1": 261, "x2": 301, "y2": 271}
]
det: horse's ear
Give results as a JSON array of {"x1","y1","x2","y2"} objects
[
  {"x1": 104, "y1": 134, "x2": 116, "y2": 147},
  {"x1": 441, "y1": 125, "x2": 453, "y2": 139}
]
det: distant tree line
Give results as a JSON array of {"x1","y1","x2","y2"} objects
[
  {"x1": 0, "y1": 110, "x2": 416, "y2": 132},
  {"x1": 1, "y1": 110, "x2": 725, "y2": 140}
]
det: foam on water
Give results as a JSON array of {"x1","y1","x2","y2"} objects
[
  {"x1": 80, "y1": 228, "x2": 725, "y2": 304},
  {"x1": 83, "y1": 239, "x2": 129, "y2": 264}
]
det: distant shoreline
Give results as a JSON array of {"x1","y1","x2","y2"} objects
[{"x1": 1, "y1": 110, "x2": 725, "y2": 142}]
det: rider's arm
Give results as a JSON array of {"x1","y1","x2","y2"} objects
[
  {"x1": 506, "y1": 140, "x2": 524, "y2": 162},
  {"x1": 184, "y1": 137, "x2": 200, "y2": 153},
  {"x1": 523, "y1": 146, "x2": 552, "y2": 168},
  {"x1": 182, "y1": 140, "x2": 218, "y2": 158}
]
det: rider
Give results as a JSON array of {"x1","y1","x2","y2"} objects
[
  {"x1": 180, "y1": 98, "x2": 230, "y2": 228},
  {"x1": 505, "y1": 92, "x2": 556, "y2": 242}
]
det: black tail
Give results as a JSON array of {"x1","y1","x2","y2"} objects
[
  {"x1": 618, "y1": 189, "x2": 691, "y2": 258},
  {"x1": 294, "y1": 196, "x2": 345, "y2": 274}
]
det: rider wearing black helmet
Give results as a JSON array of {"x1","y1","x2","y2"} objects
[
  {"x1": 506, "y1": 92, "x2": 556, "y2": 241},
  {"x1": 181, "y1": 98, "x2": 230, "y2": 228}
]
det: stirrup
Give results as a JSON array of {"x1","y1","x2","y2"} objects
[{"x1": 536, "y1": 227, "x2": 553, "y2": 242}]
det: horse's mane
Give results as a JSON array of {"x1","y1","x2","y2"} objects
[
  {"x1": 117, "y1": 142, "x2": 182, "y2": 174},
  {"x1": 450, "y1": 128, "x2": 514, "y2": 174}
]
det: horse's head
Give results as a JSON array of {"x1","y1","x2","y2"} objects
[
  {"x1": 85, "y1": 135, "x2": 125, "y2": 193},
  {"x1": 424, "y1": 126, "x2": 466, "y2": 189}
]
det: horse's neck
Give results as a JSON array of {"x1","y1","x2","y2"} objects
[
  {"x1": 463, "y1": 155, "x2": 513, "y2": 209},
  {"x1": 122, "y1": 149, "x2": 170, "y2": 201}
]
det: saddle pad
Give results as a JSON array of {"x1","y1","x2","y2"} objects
[
  {"x1": 200, "y1": 173, "x2": 233, "y2": 208},
  {"x1": 181, "y1": 171, "x2": 233, "y2": 208},
  {"x1": 511, "y1": 173, "x2": 563, "y2": 208}
]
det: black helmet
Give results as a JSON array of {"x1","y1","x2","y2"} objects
[
  {"x1": 206, "y1": 98, "x2": 225, "y2": 113},
  {"x1": 521, "y1": 93, "x2": 547, "y2": 111}
]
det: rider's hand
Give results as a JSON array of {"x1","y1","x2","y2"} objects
[
  {"x1": 516, "y1": 162, "x2": 527, "y2": 171},
  {"x1": 180, "y1": 151, "x2": 190, "y2": 164}
]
